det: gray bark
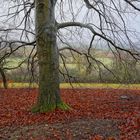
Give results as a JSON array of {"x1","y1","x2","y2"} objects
[
  {"x1": 34, "y1": 0, "x2": 62, "y2": 112},
  {"x1": 33, "y1": 0, "x2": 70, "y2": 112}
]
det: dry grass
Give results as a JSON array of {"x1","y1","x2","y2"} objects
[{"x1": 0, "y1": 82, "x2": 140, "y2": 89}]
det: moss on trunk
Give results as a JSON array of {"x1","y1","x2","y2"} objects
[{"x1": 32, "y1": 101, "x2": 70, "y2": 113}]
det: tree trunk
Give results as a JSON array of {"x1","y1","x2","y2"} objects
[
  {"x1": 32, "y1": 0, "x2": 69, "y2": 112},
  {"x1": 0, "y1": 68, "x2": 7, "y2": 89}
]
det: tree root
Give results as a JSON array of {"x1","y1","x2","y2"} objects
[
  {"x1": 56, "y1": 102, "x2": 71, "y2": 110},
  {"x1": 31, "y1": 102, "x2": 71, "y2": 113}
]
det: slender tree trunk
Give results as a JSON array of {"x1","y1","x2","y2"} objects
[
  {"x1": 0, "y1": 68, "x2": 7, "y2": 89},
  {"x1": 32, "y1": 0, "x2": 69, "y2": 112}
]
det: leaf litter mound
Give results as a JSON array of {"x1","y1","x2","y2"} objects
[{"x1": 0, "y1": 88, "x2": 140, "y2": 139}]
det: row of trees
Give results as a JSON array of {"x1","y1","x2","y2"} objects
[{"x1": 1, "y1": 48, "x2": 140, "y2": 84}]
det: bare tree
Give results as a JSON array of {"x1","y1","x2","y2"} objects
[{"x1": 0, "y1": 0, "x2": 140, "y2": 112}]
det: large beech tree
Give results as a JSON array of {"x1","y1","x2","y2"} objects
[{"x1": 0, "y1": 0, "x2": 140, "y2": 112}]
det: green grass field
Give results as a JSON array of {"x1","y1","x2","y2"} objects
[
  {"x1": 1, "y1": 57, "x2": 140, "y2": 90},
  {"x1": 5, "y1": 58, "x2": 26, "y2": 68},
  {"x1": 1, "y1": 82, "x2": 140, "y2": 89}
]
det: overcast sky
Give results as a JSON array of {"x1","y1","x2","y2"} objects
[{"x1": 0, "y1": 0, "x2": 140, "y2": 47}]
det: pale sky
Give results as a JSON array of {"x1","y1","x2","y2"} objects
[{"x1": 0, "y1": 0, "x2": 140, "y2": 48}]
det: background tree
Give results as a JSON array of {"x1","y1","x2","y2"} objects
[{"x1": 0, "y1": 0, "x2": 140, "y2": 112}]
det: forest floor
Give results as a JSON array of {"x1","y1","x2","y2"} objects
[{"x1": 0, "y1": 88, "x2": 140, "y2": 140}]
